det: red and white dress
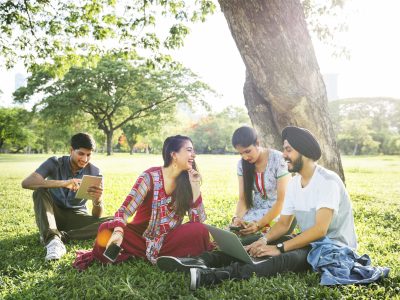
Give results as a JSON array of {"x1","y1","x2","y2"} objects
[{"x1": 73, "y1": 167, "x2": 213, "y2": 270}]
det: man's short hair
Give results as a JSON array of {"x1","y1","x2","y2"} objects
[{"x1": 70, "y1": 133, "x2": 96, "y2": 151}]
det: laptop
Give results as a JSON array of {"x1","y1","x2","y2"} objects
[{"x1": 205, "y1": 224, "x2": 270, "y2": 265}]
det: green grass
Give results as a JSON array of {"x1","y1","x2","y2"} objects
[{"x1": 0, "y1": 153, "x2": 399, "y2": 299}]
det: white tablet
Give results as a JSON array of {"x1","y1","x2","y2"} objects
[{"x1": 75, "y1": 175, "x2": 103, "y2": 200}]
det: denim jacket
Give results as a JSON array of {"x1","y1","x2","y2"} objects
[{"x1": 307, "y1": 237, "x2": 390, "y2": 285}]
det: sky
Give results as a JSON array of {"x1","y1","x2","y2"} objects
[{"x1": 1, "y1": 0, "x2": 400, "y2": 111}]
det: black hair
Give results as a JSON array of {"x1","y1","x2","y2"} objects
[
  {"x1": 231, "y1": 126, "x2": 257, "y2": 209},
  {"x1": 162, "y1": 135, "x2": 198, "y2": 216},
  {"x1": 70, "y1": 133, "x2": 96, "y2": 151}
]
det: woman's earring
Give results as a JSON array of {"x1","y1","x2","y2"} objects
[{"x1": 173, "y1": 158, "x2": 177, "y2": 168}]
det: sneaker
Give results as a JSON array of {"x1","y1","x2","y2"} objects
[
  {"x1": 189, "y1": 267, "x2": 231, "y2": 291},
  {"x1": 45, "y1": 238, "x2": 66, "y2": 261},
  {"x1": 157, "y1": 256, "x2": 208, "y2": 273}
]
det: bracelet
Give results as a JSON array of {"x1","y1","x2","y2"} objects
[
  {"x1": 260, "y1": 235, "x2": 268, "y2": 245},
  {"x1": 112, "y1": 231, "x2": 124, "y2": 237},
  {"x1": 93, "y1": 201, "x2": 103, "y2": 207},
  {"x1": 113, "y1": 228, "x2": 124, "y2": 234}
]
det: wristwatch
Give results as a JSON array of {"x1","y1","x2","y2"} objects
[{"x1": 276, "y1": 242, "x2": 285, "y2": 253}]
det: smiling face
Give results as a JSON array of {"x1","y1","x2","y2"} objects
[
  {"x1": 173, "y1": 140, "x2": 196, "y2": 171},
  {"x1": 282, "y1": 140, "x2": 303, "y2": 173},
  {"x1": 70, "y1": 147, "x2": 92, "y2": 171},
  {"x1": 235, "y1": 144, "x2": 261, "y2": 164}
]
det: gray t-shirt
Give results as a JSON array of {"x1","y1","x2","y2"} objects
[
  {"x1": 35, "y1": 156, "x2": 101, "y2": 211},
  {"x1": 281, "y1": 165, "x2": 357, "y2": 249}
]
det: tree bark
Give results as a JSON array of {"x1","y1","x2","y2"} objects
[
  {"x1": 106, "y1": 130, "x2": 113, "y2": 156},
  {"x1": 219, "y1": 0, "x2": 345, "y2": 181}
]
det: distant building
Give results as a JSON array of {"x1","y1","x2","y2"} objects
[
  {"x1": 322, "y1": 73, "x2": 338, "y2": 101},
  {"x1": 15, "y1": 73, "x2": 26, "y2": 90}
]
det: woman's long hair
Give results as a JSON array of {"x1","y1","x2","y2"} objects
[
  {"x1": 231, "y1": 126, "x2": 258, "y2": 209},
  {"x1": 162, "y1": 135, "x2": 198, "y2": 216}
]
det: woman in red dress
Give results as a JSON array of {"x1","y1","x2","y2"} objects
[{"x1": 73, "y1": 135, "x2": 213, "y2": 270}]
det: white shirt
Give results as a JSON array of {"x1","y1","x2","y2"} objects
[{"x1": 281, "y1": 165, "x2": 357, "y2": 249}]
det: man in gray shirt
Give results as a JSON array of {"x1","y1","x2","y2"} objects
[{"x1": 22, "y1": 133, "x2": 110, "y2": 261}]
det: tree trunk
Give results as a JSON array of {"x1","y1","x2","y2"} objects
[
  {"x1": 352, "y1": 143, "x2": 358, "y2": 156},
  {"x1": 219, "y1": 0, "x2": 345, "y2": 181},
  {"x1": 106, "y1": 130, "x2": 113, "y2": 156}
]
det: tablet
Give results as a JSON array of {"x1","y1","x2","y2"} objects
[{"x1": 75, "y1": 175, "x2": 103, "y2": 200}]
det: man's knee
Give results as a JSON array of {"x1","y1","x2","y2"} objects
[{"x1": 33, "y1": 188, "x2": 52, "y2": 202}]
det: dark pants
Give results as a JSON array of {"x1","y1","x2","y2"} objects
[
  {"x1": 33, "y1": 188, "x2": 111, "y2": 245},
  {"x1": 199, "y1": 236, "x2": 311, "y2": 281}
]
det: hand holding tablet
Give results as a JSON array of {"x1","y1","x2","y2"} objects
[{"x1": 75, "y1": 175, "x2": 103, "y2": 200}]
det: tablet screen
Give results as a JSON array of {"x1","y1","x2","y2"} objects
[{"x1": 75, "y1": 175, "x2": 103, "y2": 200}]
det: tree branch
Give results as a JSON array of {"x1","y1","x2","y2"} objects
[
  {"x1": 23, "y1": 0, "x2": 37, "y2": 39},
  {"x1": 113, "y1": 94, "x2": 176, "y2": 131}
]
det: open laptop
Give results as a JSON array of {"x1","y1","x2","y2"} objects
[{"x1": 205, "y1": 224, "x2": 270, "y2": 265}]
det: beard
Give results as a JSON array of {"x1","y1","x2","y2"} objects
[{"x1": 287, "y1": 154, "x2": 303, "y2": 173}]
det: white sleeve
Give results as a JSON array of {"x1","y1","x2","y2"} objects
[
  {"x1": 281, "y1": 181, "x2": 295, "y2": 216},
  {"x1": 316, "y1": 180, "x2": 340, "y2": 214}
]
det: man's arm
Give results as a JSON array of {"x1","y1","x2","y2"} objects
[
  {"x1": 265, "y1": 214, "x2": 295, "y2": 242},
  {"x1": 245, "y1": 214, "x2": 294, "y2": 253},
  {"x1": 88, "y1": 185, "x2": 104, "y2": 218},
  {"x1": 283, "y1": 208, "x2": 333, "y2": 251},
  {"x1": 249, "y1": 208, "x2": 334, "y2": 257},
  {"x1": 21, "y1": 172, "x2": 80, "y2": 191}
]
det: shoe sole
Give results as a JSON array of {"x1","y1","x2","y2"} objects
[
  {"x1": 157, "y1": 256, "x2": 206, "y2": 273},
  {"x1": 190, "y1": 268, "x2": 198, "y2": 291}
]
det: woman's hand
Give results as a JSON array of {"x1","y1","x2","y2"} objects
[
  {"x1": 239, "y1": 221, "x2": 259, "y2": 235},
  {"x1": 231, "y1": 216, "x2": 243, "y2": 226},
  {"x1": 188, "y1": 169, "x2": 201, "y2": 200},
  {"x1": 106, "y1": 227, "x2": 124, "y2": 249}
]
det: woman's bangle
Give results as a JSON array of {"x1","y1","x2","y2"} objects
[
  {"x1": 112, "y1": 230, "x2": 123, "y2": 237},
  {"x1": 255, "y1": 221, "x2": 261, "y2": 230}
]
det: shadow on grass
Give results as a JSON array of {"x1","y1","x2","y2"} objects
[{"x1": 1, "y1": 233, "x2": 398, "y2": 299}]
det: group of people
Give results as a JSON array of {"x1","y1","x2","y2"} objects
[{"x1": 22, "y1": 126, "x2": 388, "y2": 290}]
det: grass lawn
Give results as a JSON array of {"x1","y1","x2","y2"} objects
[{"x1": 0, "y1": 153, "x2": 399, "y2": 299}]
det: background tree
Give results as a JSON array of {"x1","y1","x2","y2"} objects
[
  {"x1": 190, "y1": 106, "x2": 250, "y2": 153},
  {"x1": 14, "y1": 56, "x2": 211, "y2": 155},
  {"x1": 32, "y1": 113, "x2": 104, "y2": 153},
  {"x1": 0, "y1": 0, "x2": 215, "y2": 69},
  {"x1": 329, "y1": 97, "x2": 400, "y2": 155},
  {"x1": 218, "y1": 0, "x2": 345, "y2": 179},
  {"x1": 122, "y1": 112, "x2": 171, "y2": 154},
  {"x1": 0, "y1": 107, "x2": 34, "y2": 152},
  {"x1": 336, "y1": 119, "x2": 379, "y2": 155}
]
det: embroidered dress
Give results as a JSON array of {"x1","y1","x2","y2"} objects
[
  {"x1": 237, "y1": 149, "x2": 289, "y2": 222},
  {"x1": 73, "y1": 167, "x2": 212, "y2": 270}
]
